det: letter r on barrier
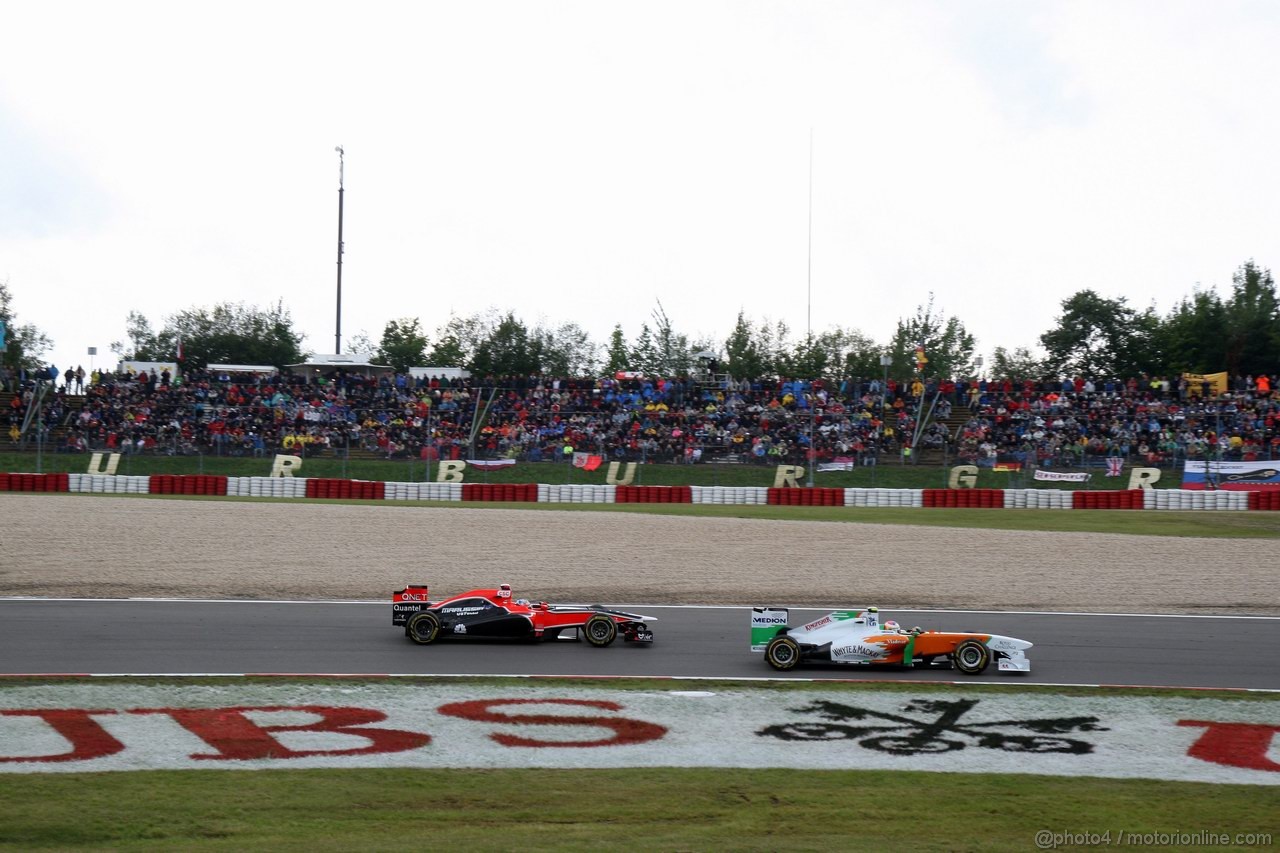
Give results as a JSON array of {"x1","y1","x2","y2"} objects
[
  {"x1": 773, "y1": 465, "x2": 804, "y2": 488},
  {"x1": 1128, "y1": 467, "x2": 1161, "y2": 490},
  {"x1": 949, "y1": 465, "x2": 978, "y2": 489},
  {"x1": 270, "y1": 455, "x2": 303, "y2": 478}
]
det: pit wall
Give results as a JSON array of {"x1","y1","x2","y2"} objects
[{"x1": 2, "y1": 472, "x2": 1277, "y2": 510}]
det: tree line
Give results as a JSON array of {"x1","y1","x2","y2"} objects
[{"x1": 2, "y1": 260, "x2": 1277, "y2": 383}]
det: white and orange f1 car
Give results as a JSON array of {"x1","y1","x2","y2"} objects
[{"x1": 751, "y1": 607, "x2": 1031, "y2": 674}]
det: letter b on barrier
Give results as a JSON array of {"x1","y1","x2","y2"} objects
[
  {"x1": 436, "y1": 460, "x2": 466, "y2": 482},
  {"x1": 949, "y1": 465, "x2": 978, "y2": 489}
]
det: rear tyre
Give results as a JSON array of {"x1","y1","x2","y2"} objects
[
  {"x1": 951, "y1": 639, "x2": 990, "y2": 675},
  {"x1": 406, "y1": 611, "x2": 441, "y2": 645},
  {"x1": 582, "y1": 614, "x2": 618, "y2": 647},
  {"x1": 764, "y1": 635, "x2": 802, "y2": 671}
]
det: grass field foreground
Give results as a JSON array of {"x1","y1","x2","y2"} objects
[
  {"x1": 3, "y1": 767, "x2": 1275, "y2": 852},
  {"x1": 1, "y1": 678, "x2": 1276, "y2": 850}
]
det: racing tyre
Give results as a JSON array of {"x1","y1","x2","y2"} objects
[
  {"x1": 406, "y1": 611, "x2": 441, "y2": 645},
  {"x1": 951, "y1": 639, "x2": 990, "y2": 675},
  {"x1": 582, "y1": 614, "x2": 618, "y2": 647},
  {"x1": 764, "y1": 635, "x2": 802, "y2": 671}
]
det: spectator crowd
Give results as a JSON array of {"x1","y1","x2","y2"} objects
[{"x1": 3, "y1": 363, "x2": 1278, "y2": 469}]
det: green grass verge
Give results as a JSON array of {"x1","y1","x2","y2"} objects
[
  {"x1": 0, "y1": 451, "x2": 1177, "y2": 490},
  {"x1": 1, "y1": 680, "x2": 1274, "y2": 850},
  {"x1": 3, "y1": 767, "x2": 1276, "y2": 852}
]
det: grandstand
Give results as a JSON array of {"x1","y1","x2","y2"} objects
[{"x1": 2, "y1": 367, "x2": 1277, "y2": 472}]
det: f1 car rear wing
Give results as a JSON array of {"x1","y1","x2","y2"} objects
[
  {"x1": 750, "y1": 606, "x2": 879, "y2": 651},
  {"x1": 750, "y1": 607, "x2": 789, "y2": 652},
  {"x1": 392, "y1": 584, "x2": 431, "y2": 627}
]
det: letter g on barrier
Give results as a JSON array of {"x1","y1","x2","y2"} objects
[{"x1": 949, "y1": 465, "x2": 978, "y2": 489}]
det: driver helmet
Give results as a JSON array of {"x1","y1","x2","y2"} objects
[
  {"x1": 514, "y1": 598, "x2": 530, "y2": 607},
  {"x1": 883, "y1": 620, "x2": 901, "y2": 632}
]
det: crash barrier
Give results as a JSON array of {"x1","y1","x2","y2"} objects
[
  {"x1": 767, "y1": 486, "x2": 845, "y2": 506},
  {"x1": 67, "y1": 474, "x2": 152, "y2": 494},
  {"x1": 460, "y1": 483, "x2": 539, "y2": 502},
  {"x1": 614, "y1": 485, "x2": 694, "y2": 504},
  {"x1": 1147, "y1": 489, "x2": 1251, "y2": 511},
  {"x1": 0, "y1": 472, "x2": 70, "y2": 492},
  {"x1": 844, "y1": 488, "x2": 924, "y2": 507},
  {"x1": 1002, "y1": 489, "x2": 1075, "y2": 510},
  {"x1": 690, "y1": 486, "x2": 769, "y2": 505},
  {"x1": 383, "y1": 482, "x2": 464, "y2": 502},
  {"x1": 304, "y1": 478, "x2": 386, "y2": 500},
  {"x1": 225, "y1": 477, "x2": 308, "y2": 498},
  {"x1": 1073, "y1": 489, "x2": 1144, "y2": 510},
  {"x1": 148, "y1": 474, "x2": 228, "y2": 496},
  {"x1": 15, "y1": 474, "x2": 1280, "y2": 510},
  {"x1": 922, "y1": 488, "x2": 1004, "y2": 508},
  {"x1": 538, "y1": 484, "x2": 616, "y2": 503},
  {"x1": 1247, "y1": 490, "x2": 1280, "y2": 511}
]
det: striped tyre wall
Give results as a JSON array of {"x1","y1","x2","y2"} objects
[
  {"x1": 305, "y1": 478, "x2": 386, "y2": 500},
  {"x1": 615, "y1": 485, "x2": 693, "y2": 504},
  {"x1": 460, "y1": 483, "x2": 539, "y2": 502},
  {"x1": 845, "y1": 488, "x2": 923, "y2": 507},
  {"x1": 2, "y1": 472, "x2": 1277, "y2": 510},
  {"x1": 0, "y1": 473, "x2": 71, "y2": 492},
  {"x1": 691, "y1": 486, "x2": 768, "y2": 505},
  {"x1": 1002, "y1": 489, "x2": 1075, "y2": 509},
  {"x1": 539, "y1": 484, "x2": 616, "y2": 504},
  {"x1": 923, "y1": 488, "x2": 1004, "y2": 508},
  {"x1": 149, "y1": 474, "x2": 229, "y2": 496},
  {"x1": 1247, "y1": 491, "x2": 1280, "y2": 510}
]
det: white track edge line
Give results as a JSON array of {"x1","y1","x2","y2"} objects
[
  {"x1": 1, "y1": 672, "x2": 1276, "y2": 693},
  {"x1": 1, "y1": 597, "x2": 1276, "y2": 619}
]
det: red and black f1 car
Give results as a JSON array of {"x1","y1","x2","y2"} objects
[{"x1": 392, "y1": 584, "x2": 655, "y2": 647}]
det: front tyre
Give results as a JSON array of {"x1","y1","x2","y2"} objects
[
  {"x1": 951, "y1": 639, "x2": 990, "y2": 675},
  {"x1": 406, "y1": 611, "x2": 441, "y2": 645},
  {"x1": 582, "y1": 614, "x2": 618, "y2": 647},
  {"x1": 764, "y1": 635, "x2": 802, "y2": 671}
]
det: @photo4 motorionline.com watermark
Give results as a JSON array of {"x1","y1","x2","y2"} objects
[{"x1": 1035, "y1": 830, "x2": 1273, "y2": 849}]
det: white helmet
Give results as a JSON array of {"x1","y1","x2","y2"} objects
[{"x1": 883, "y1": 620, "x2": 900, "y2": 632}]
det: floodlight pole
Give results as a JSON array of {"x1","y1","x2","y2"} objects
[{"x1": 334, "y1": 145, "x2": 345, "y2": 354}]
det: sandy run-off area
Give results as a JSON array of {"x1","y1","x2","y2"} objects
[{"x1": 1, "y1": 494, "x2": 1273, "y2": 615}]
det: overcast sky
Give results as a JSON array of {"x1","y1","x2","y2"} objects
[{"x1": 2, "y1": 1, "x2": 1277, "y2": 375}]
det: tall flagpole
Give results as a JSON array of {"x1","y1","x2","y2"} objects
[
  {"x1": 334, "y1": 145, "x2": 345, "y2": 354},
  {"x1": 806, "y1": 129, "x2": 815, "y2": 487}
]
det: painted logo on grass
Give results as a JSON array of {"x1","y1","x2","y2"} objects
[{"x1": 757, "y1": 699, "x2": 1107, "y2": 756}]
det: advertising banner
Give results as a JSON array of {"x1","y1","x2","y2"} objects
[
  {"x1": 1033, "y1": 470, "x2": 1091, "y2": 483},
  {"x1": 1182, "y1": 461, "x2": 1280, "y2": 491}
]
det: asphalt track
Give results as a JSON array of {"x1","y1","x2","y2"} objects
[{"x1": 1, "y1": 600, "x2": 1277, "y2": 689}]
